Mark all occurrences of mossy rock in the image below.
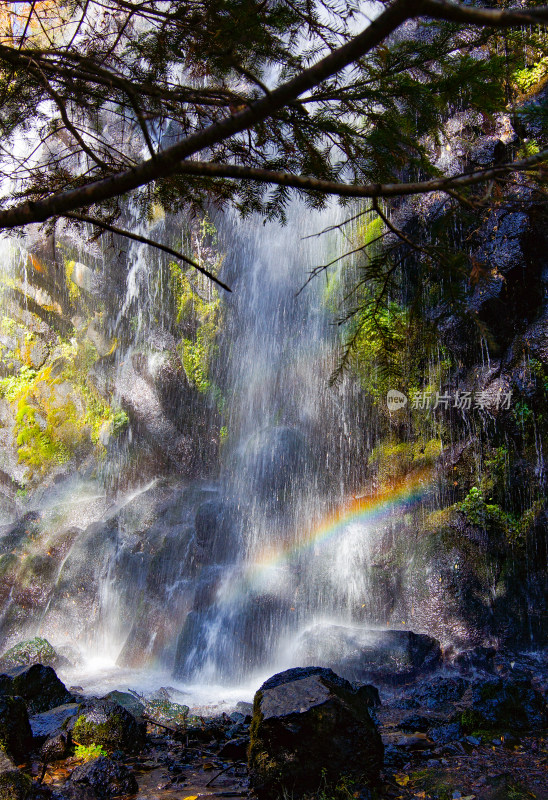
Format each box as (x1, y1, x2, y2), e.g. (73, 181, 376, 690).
(72, 699, 145, 752)
(0, 750, 33, 800)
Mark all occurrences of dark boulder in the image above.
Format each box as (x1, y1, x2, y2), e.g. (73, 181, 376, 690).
(410, 676, 470, 708)
(293, 625, 441, 683)
(67, 756, 138, 798)
(0, 696, 32, 762)
(0, 749, 33, 800)
(248, 666, 383, 799)
(71, 699, 145, 752)
(0, 665, 74, 714)
(451, 646, 497, 673)
(461, 678, 547, 732)
(40, 730, 71, 762)
(429, 722, 463, 744)
(218, 738, 249, 760)
(353, 684, 381, 708)
(101, 692, 144, 720)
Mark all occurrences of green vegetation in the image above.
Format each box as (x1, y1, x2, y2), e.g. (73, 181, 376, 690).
(74, 743, 108, 761)
(368, 438, 442, 485)
(0, 343, 128, 480)
(169, 216, 225, 399)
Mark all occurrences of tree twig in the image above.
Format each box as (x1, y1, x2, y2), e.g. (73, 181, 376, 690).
(64, 213, 232, 292)
(205, 759, 246, 787)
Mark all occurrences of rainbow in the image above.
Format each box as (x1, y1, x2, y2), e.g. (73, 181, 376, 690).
(223, 467, 434, 597)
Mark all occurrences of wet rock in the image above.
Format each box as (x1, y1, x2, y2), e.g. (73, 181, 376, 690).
(429, 723, 462, 745)
(452, 646, 496, 673)
(0, 665, 74, 714)
(0, 696, 32, 762)
(67, 756, 138, 798)
(235, 701, 253, 720)
(0, 638, 67, 671)
(293, 625, 441, 683)
(28, 340, 49, 369)
(29, 704, 80, 743)
(353, 684, 381, 708)
(0, 749, 33, 800)
(194, 499, 240, 564)
(248, 666, 383, 799)
(242, 426, 311, 508)
(40, 730, 71, 762)
(174, 592, 292, 682)
(71, 699, 145, 752)
(394, 733, 432, 750)
(460, 677, 546, 731)
(399, 714, 432, 733)
(114, 335, 204, 475)
(409, 676, 470, 708)
(101, 692, 144, 720)
(70, 263, 104, 296)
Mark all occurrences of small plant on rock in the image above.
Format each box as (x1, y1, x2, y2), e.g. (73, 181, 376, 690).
(74, 742, 108, 761)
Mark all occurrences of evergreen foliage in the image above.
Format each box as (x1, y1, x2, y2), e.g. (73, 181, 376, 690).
(0, 0, 545, 260)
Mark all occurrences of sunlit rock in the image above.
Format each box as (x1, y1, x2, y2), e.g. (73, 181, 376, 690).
(71, 699, 145, 752)
(0, 637, 66, 670)
(248, 666, 383, 799)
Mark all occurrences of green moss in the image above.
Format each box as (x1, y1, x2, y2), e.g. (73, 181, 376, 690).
(0, 765, 33, 800)
(513, 56, 548, 93)
(73, 713, 125, 751)
(409, 768, 455, 800)
(368, 437, 442, 485)
(0, 637, 57, 669)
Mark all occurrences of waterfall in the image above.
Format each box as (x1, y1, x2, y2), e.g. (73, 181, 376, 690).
(171, 201, 387, 684)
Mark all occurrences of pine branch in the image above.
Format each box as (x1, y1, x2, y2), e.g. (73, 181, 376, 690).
(0, 0, 419, 229)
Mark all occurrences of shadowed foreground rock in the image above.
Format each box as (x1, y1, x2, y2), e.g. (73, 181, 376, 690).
(65, 756, 138, 799)
(0, 750, 32, 800)
(0, 695, 32, 762)
(248, 666, 383, 799)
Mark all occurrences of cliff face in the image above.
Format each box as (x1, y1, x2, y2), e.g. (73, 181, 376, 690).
(346, 99, 547, 648)
(0, 93, 546, 666)
(0, 219, 223, 523)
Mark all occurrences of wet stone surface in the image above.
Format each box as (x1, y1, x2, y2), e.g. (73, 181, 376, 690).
(0, 652, 546, 800)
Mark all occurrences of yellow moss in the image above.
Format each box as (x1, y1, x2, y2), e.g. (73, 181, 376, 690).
(422, 505, 459, 532)
(64, 258, 80, 302)
(368, 437, 442, 484)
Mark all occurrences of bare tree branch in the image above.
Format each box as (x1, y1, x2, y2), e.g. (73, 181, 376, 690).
(64, 212, 232, 292)
(172, 151, 548, 198)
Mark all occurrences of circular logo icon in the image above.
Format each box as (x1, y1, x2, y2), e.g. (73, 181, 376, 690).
(387, 389, 408, 412)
